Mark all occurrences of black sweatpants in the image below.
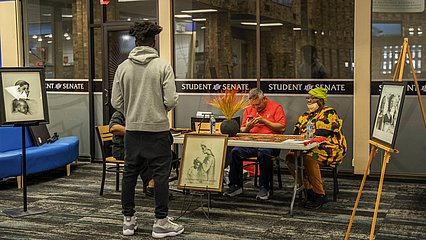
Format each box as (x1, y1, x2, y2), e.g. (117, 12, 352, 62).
(121, 130, 172, 219)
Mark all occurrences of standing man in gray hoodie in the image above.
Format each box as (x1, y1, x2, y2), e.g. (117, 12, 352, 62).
(111, 21, 183, 238)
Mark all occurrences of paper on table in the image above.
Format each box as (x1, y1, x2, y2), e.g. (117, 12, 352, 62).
(283, 139, 311, 144)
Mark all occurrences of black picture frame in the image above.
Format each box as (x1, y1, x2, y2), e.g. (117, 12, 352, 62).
(0, 67, 49, 126)
(371, 81, 406, 148)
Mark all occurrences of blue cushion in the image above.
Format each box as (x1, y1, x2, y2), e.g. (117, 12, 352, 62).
(0, 126, 34, 152)
(24, 144, 73, 175)
(0, 152, 21, 178)
(54, 136, 79, 161)
(0, 126, 79, 179)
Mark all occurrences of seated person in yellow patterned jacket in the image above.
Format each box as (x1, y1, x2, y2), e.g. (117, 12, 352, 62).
(286, 88, 347, 209)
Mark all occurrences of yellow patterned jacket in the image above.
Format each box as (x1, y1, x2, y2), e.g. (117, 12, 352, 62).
(294, 106, 347, 167)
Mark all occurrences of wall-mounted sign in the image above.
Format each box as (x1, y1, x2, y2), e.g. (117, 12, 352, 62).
(176, 79, 426, 96)
(175, 79, 353, 95)
(262, 80, 353, 95)
(372, 81, 426, 95)
(175, 79, 257, 94)
(45, 80, 102, 93)
(373, 0, 425, 13)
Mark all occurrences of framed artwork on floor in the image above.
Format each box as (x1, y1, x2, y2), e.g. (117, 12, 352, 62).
(0, 67, 49, 126)
(177, 133, 228, 192)
(371, 81, 406, 148)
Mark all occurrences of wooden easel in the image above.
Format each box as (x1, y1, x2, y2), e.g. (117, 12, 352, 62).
(344, 140, 399, 240)
(345, 38, 424, 239)
(393, 38, 426, 127)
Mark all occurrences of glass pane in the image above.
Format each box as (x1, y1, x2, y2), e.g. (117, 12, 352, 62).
(261, 0, 354, 79)
(106, 0, 158, 23)
(174, 0, 257, 79)
(23, 0, 82, 79)
(371, 3, 426, 80)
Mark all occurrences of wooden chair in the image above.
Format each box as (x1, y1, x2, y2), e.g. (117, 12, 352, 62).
(321, 165, 339, 201)
(243, 155, 283, 195)
(96, 125, 124, 196)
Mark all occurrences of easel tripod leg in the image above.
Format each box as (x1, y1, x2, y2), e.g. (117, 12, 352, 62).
(345, 146, 378, 240)
(369, 151, 390, 240)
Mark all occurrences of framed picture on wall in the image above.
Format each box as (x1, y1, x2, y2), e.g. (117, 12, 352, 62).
(0, 67, 49, 126)
(177, 133, 228, 192)
(371, 81, 406, 148)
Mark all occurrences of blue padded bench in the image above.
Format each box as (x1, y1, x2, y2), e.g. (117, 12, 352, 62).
(0, 126, 79, 188)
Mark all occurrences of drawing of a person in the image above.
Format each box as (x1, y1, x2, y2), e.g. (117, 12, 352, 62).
(5, 80, 30, 100)
(376, 95, 387, 131)
(12, 99, 31, 115)
(200, 144, 215, 182)
(187, 158, 205, 183)
(15, 80, 30, 99)
(383, 94, 394, 133)
(390, 95, 400, 127)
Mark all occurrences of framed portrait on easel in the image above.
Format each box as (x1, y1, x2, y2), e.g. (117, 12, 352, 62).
(0, 67, 49, 126)
(371, 81, 406, 148)
(177, 133, 228, 192)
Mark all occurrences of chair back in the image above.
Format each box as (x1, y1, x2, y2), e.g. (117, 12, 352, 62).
(96, 125, 114, 162)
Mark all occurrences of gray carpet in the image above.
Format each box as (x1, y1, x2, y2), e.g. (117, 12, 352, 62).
(0, 162, 425, 239)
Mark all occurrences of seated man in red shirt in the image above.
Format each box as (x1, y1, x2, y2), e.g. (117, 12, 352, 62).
(223, 88, 286, 200)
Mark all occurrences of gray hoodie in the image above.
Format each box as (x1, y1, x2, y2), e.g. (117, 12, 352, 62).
(111, 46, 178, 132)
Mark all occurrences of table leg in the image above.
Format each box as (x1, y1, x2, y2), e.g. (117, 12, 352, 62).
(290, 151, 304, 216)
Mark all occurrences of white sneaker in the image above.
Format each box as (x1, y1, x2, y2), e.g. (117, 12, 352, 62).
(123, 215, 137, 236)
(152, 217, 184, 238)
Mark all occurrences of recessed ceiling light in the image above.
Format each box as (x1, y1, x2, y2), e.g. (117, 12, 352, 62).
(192, 18, 206, 22)
(293, 27, 302, 31)
(182, 9, 217, 13)
(175, 14, 192, 18)
(240, 22, 283, 27)
(61, 14, 73, 18)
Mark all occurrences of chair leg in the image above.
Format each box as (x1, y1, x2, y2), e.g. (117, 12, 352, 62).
(115, 163, 120, 192)
(332, 167, 338, 201)
(254, 163, 259, 187)
(100, 163, 107, 196)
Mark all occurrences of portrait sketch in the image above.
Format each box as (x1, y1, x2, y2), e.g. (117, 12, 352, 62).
(178, 134, 228, 192)
(0, 68, 49, 126)
(372, 82, 406, 148)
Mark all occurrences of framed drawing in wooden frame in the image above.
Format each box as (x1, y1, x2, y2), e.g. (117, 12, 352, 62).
(0, 67, 49, 126)
(177, 133, 228, 192)
(371, 81, 406, 148)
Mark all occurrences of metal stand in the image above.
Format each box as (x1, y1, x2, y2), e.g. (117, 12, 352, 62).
(3, 126, 47, 218)
(175, 185, 213, 224)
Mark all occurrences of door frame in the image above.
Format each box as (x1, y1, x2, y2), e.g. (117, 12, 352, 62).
(101, 22, 135, 125)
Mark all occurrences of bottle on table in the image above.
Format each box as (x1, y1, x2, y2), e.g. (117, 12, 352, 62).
(306, 119, 314, 139)
(210, 114, 216, 134)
